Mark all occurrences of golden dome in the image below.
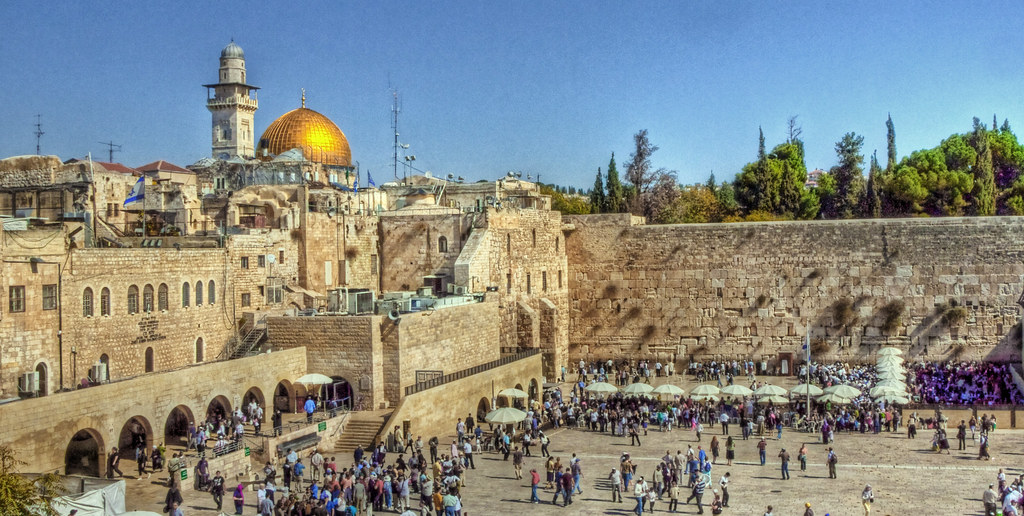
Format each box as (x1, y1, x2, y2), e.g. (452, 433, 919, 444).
(259, 102, 351, 167)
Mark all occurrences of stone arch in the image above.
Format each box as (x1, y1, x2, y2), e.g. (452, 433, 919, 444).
(476, 397, 491, 423)
(35, 361, 48, 396)
(117, 415, 153, 460)
(243, 386, 266, 420)
(274, 380, 294, 413)
(164, 405, 194, 447)
(513, 383, 525, 408)
(145, 347, 154, 373)
(326, 375, 354, 410)
(529, 378, 540, 402)
(207, 395, 231, 421)
(195, 337, 204, 363)
(65, 428, 104, 477)
(195, 281, 204, 305)
(496, 395, 509, 408)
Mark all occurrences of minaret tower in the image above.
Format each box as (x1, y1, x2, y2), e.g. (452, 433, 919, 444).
(204, 40, 259, 159)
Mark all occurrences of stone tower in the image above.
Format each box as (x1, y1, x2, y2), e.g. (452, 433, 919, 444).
(204, 41, 258, 160)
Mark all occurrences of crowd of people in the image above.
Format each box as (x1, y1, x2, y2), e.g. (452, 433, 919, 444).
(908, 361, 1024, 405)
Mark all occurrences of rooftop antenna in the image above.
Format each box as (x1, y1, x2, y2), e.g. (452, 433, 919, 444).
(34, 114, 44, 155)
(98, 140, 122, 162)
(391, 89, 400, 181)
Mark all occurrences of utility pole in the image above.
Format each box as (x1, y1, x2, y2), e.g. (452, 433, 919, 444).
(392, 89, 400, 181)
(34, 115, 44, 155)
(99, 141, 122, 162)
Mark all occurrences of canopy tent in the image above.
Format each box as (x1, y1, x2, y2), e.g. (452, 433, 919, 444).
(622, 382, 655, 396)
(789, 383, 824, 397)
(720, 385, 753, 398)
(485, 407, 528, 424)
(295, 373, 333, 385)
(497, 388, 529, 399)
(823, 384, 862, 398)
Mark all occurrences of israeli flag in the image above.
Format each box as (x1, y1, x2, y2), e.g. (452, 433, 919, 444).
(353, 176, 359, 193)
(367, 172, 376, 188)
(803, 333, 810, 360)
(124, 177, 144, 207)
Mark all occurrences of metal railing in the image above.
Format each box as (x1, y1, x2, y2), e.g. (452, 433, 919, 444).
(404, 348, 540, 396)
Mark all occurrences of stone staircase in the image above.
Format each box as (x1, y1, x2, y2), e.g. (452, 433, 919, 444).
(335, 410, 391, 456)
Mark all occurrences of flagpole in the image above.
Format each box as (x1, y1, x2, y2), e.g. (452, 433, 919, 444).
(805, 332, 811, 425)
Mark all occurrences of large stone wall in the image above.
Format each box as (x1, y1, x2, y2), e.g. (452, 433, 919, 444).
(299, 211, 379, 295)
(565, 214, 1024, 367)
(378, 209, 474, 292)
(0, 347, 305, 476)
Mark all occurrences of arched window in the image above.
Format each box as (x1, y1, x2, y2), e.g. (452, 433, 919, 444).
(144, 347, 154, 373)
(127, 285, 139, 314)
(100, 288, 110, 316)
(182, 283, 190, 307)
(195, 281, 203, 305)
(82, 288, 93, 317)
(35, 362, 47, 396)
(438, 236, 448, 253)
(158, 284, 168, 311)
(143, 284, 154, 312)
(208, 281, 216, 305)
(195, 338, 204, 363)
(99, 353, 110, 380)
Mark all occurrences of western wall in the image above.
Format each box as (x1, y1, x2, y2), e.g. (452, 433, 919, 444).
(565, 214, 1024, 368)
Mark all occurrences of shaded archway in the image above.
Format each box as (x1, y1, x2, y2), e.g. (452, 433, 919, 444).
(325, 376, 353, 411)
(206, 395, 231, 421)
(496, 395, 509, 408)
(476, 397, 491, 423)
(529, 378, 539, 402)
(514, 384, 525, 408)
(274, 380, 294, 413)
(118, 416, 153, 459)
(65, 428, 104, 477)
(164, 405, 195, 447)
(243, 387, 265, 421)
(35, 362, 48, 396)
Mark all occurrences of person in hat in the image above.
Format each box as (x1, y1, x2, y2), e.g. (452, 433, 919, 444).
(804, 501, 814, 516)
(983, 483, 998, 516)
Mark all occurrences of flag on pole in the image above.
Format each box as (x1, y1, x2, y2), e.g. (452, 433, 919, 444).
(803, 333, 810, 361)
(124, 177, 145, 207)
(353, 176, 359, 193)
(368, 172, 376, 188)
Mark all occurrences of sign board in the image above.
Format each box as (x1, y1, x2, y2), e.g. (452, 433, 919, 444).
(180, 469, 187, 481)
(244, 447, 250, 457)
(318, 421, 327, 432)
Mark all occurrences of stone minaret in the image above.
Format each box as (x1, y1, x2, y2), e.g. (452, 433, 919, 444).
(204, 40, 258, 159)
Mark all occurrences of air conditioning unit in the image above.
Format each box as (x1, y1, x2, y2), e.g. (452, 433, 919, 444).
(90, 363, 108, 383)
(454, 286, 469, 295)
(19, 372, 39, 394)
(446, 284, 455, 294)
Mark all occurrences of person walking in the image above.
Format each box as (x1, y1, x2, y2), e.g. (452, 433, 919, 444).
(983, 483, 999, 516)
(512, 445, 524, 480)
(529, 468, 541, 503)
(725, 436, 735, 466)
(232, 482, 245, 515)
(719, 472, 730, 507)
(668, 480, 680, 512)
(633, 476, 647, 515)
(609, 468, 622, 502)
(826, 448, 837, 479)
(957, 420, 967, 450)
(686, 474, 707, 514)
(778, 448, 790, 480)
(107, 447, 123, 478)
(757, 438, 767, 466)
(862, 484, 874, 516)
(720, 411, 730, 435)
(803, 501, 815, 516)
(798, 443, 808, 471)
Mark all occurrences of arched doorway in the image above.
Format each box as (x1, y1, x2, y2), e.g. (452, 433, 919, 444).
(164, 405, 194, 447)
(117, 416, 153, 460)
(325, 376, 353, 411)
(476, 397, 491, 424)
(207, 395, 232, 422)
(65, 429, 103, 477)
(35, 362, 47, 396)
(274, 380, 294, 413)
(243, 387, 265, 421)
(496, 395, 509, 408)
(529, 378, 539, 402)
(514, 384, 525, 408)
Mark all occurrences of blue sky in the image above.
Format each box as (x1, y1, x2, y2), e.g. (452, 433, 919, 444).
(1, 1, 1022, 188)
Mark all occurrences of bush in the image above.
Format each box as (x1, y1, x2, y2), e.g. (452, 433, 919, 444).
(833, 298, 856, 327)
(881, 300, 906, 334)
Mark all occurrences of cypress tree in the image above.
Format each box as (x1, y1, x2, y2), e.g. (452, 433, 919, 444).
(886, 114, 897, 171)
(590, 167, 605, 213)
(971, 118, 996, 216)
(867, 150, 882, 218)
(605, 153, 624, 213)
(758, 126, 766, 162)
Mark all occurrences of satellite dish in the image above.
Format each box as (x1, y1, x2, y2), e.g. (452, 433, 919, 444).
(388, 309, 401, 322)
(267, 254, 276, 264)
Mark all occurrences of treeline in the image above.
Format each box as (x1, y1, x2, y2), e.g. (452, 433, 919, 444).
(555, 115, 1024, 222)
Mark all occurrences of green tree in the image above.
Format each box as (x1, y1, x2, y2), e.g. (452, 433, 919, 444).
(970, 117, 996, 215)
(734, 131, 814, 219)
(0, 445, 65, 516)
(826, 132, 867, 218)
(867, 150, 882, 218)
(660, 185, 724, 223)
(758, 126, 766, 162)
(604, 153, 624, 213)
(625, 130, 678, 221)
(715, 181, 740, 219)
(886, 114, 897, 171)
(542, 185, 591, 215)
(705, 172, 717, 192)
(590, 167, 605, 213)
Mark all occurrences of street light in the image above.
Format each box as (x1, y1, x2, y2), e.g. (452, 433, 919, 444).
(404, 155, 416, 182)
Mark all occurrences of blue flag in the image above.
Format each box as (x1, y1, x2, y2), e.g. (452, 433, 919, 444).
(353, 176, 359, 193)
(124, 177, 144, 207)
(368, 172, 376, 187)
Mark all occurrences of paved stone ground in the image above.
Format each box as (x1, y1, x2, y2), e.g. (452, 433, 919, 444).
(123, 376, 1018, 515)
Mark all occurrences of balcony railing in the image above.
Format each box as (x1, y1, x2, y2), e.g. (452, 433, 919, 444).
(404, 348, 540, 396)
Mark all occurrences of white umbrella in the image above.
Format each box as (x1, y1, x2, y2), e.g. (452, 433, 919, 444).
(498, 388, 529, 399)
(789, 383, 823, 396)
(652, 384, 686, 396)
(622, 382, 655, 396)
(875, 393, 911, 404)
(720, 385, 753, 398)
(691, 394, 720, 402)
(583, 382, 618, 394)
(874, 379, 907, 389)
(485, 407, 528, 424)
(295, 373, 334, 385)
(690, 384, 721, 397)
(817, 393, 853, 405)
(753, 384, 788, 397)
(876, 369, 905, 380)
(869, 385, 907, 398)
(823, 384, 862, 398)
(877, 347, 903, 356)
(757, 395, 790, 405)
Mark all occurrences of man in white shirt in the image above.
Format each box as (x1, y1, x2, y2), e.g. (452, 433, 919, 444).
(633, 476, 648, 515)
